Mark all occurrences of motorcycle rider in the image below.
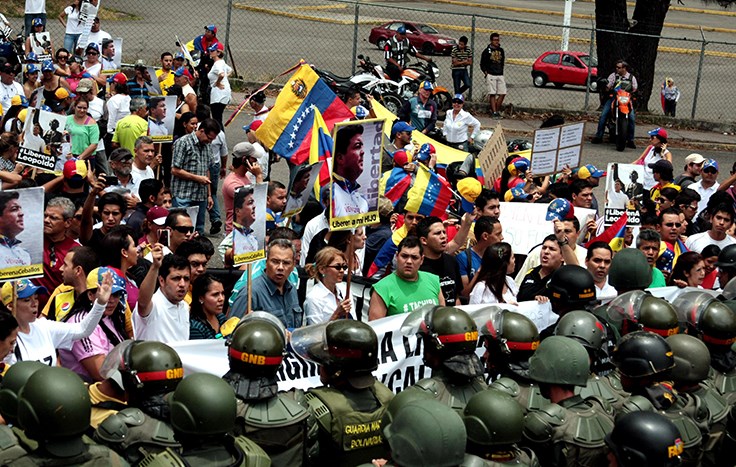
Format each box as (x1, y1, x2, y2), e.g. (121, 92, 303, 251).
(592, 60, 637, 148)
(398, 80, 438, 135)
(383, 25, 433, 83)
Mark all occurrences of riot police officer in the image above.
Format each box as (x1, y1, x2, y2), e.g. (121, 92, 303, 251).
(292, 320, 393, 466)
(613, 331, 707, 467)
(139, 373, 270, 466)
(606, 290, 680, 337)
(223, 311, 314, 466)
(522, 336, 614, 467)
(94, 340, 184, 464)
(539, 265, 598, 339)
(461, 389, 539, 466)
(555, 310, 630, 412)
(673, 290, 736, 403)
(605, 411, 683, 467)
(11, 367, 126, 466)
(401, 306, 487, 411)
(475, 307, 549, 413)
(0, 361, 47, 462)
(607, 247, 653, 293)
(715, 244, 736, 288)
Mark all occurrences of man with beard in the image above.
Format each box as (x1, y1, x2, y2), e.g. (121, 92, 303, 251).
(105, 147, 141, 205)
(0, 191, 32, 269)
(133, 247, 190, 342)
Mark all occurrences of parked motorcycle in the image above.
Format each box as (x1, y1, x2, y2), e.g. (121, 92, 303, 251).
(0, 14, 24, 71)
(597, 77, 634, 152)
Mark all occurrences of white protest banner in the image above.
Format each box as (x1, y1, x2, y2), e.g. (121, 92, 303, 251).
(18, 108, 63, 171)
(499, 202, 595, 255)
(530, 122, 585, 176)
(76, 0, 100, 51)
(476, 124, 508, 189)
(604, 163, 643, 227)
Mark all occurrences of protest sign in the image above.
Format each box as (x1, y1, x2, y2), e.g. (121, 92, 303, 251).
(283, 161, 324, 218)
(76, 0, 100, 51)
(476, 124, 508, 189)
(100, 38, 122, 74)
(329, 119, 382, 231)
(233, 182, 267, 266)
(144, 66, 162, 96)
(604, 163, 643, 227)
(27, 31, 53, 60)
(18, 108, 64, 171)
(499, 202, 595, 255)
(148, 95, 176, 143)
(0, 187, 45, 282)
(530, 122, 585, 176)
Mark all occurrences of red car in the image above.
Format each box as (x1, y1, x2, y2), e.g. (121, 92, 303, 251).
(368, 21, 457, 55)
(531, 51, 598, 91)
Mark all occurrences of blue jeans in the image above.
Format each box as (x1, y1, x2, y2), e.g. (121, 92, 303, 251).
(208, 163, 221, 224)
(63, 33, 81, 53)
(172, 197, 207, 235)
(596, 97, 636, 142)
(452, 68, 471, 94)
(24, 14, 47, 37)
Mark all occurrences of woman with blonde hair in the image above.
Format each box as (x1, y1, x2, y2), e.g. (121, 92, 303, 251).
(304, 247, 353, 325)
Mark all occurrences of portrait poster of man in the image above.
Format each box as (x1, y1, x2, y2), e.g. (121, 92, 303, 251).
(17, 108, 65, 171)
(27, 30, 53, 60)
(329, 119, 382, 231)
(604, 163, 643, 227)
(144, 66, 162, 96)
(148, 95, 176, 143)
(100, 37, 122, 74)
(0, 187, 44, 281)
(233, 182, 267, 266)
(283, 161, 324, 219)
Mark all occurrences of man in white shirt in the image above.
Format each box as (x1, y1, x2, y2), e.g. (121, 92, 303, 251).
(85, 17, 111, 49)
(686, 203, 735, 253)
(691, 159, 720, 217)
(105, 148, 141, 202)
(134, 246, 190, 343)
(0, 61, 25, 114)
(584, 241, 616, 304)
(131, 135, 156, 180)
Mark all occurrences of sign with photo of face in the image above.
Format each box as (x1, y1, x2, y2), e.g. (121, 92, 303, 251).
(18, 108, 65, 171)
(148, 95, 176, 143)
(604, 163, 643, 227)
(329, 119, 383, 231)
(100, 37, 122, 74)
(233, 182, 267, 266)
(0, 187, 45, 282)
(283, 161, 324, 219)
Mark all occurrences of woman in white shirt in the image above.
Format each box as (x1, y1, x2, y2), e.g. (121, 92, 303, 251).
(207, 42, 232, 129)
(442, 94, 480, 151)
(58, 0, 86, 53)
(3, 273, 112, 367)
(469, 242, 519, 305)
(304, 247, 353, 325)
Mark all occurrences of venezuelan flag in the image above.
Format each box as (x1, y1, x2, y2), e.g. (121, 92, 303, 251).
(585, 213, 627, 252)
(382, 168, 413, 204)
(255, 65, 354, 164)
(309, 107, 334, 198)
(404, 165, 453, 217)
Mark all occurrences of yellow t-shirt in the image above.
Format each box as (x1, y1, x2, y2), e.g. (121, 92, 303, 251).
(88, 382, 127, 429)
(156, 69, 175, 95)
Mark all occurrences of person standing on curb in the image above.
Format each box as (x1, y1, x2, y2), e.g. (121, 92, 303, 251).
(450, 35, 472, 95)
(480, 32, 506, 118)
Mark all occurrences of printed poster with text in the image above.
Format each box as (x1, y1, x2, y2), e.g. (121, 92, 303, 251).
(18, 108, 65, 172)
(530, 122, 585, 176)
(603, 163, 643, 227)
(0, 187, 45, 282)
(233, 182, 267, 266)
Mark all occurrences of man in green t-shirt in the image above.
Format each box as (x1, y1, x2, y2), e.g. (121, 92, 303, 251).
(637, 228, 667, 287)
(368, 236, 443, 320)
(111, 98, 149, 154)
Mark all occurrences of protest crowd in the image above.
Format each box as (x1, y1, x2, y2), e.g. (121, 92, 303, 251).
(1, 4, 736, 466)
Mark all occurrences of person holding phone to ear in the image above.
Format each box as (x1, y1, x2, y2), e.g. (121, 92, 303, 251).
(222, 142, 263, 235)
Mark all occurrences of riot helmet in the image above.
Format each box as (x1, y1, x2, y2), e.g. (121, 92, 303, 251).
(169, 373, 237, 436)
(554, 310, 606, 352)
(528, 336, 590, 387)
(462, 389, 524, 447)
(292, 320, 378, 388)
(545, 265, 597, 310)
(715, 244, 736, 270)
(227, 311, 287, 377)
(605, 411, 683, 467)
(607, 290, 679, 337)
(608, 248, 652, 292)
(613, 331, 675, 379)
(18, 367, 91, 457)
(0, 361, 47, 425)
(666, 334, 711, 385)
(383, 399, 467, 467)
(673, 291, 736, 347)
(381, 387, 434, 427)
(101, 340, 184, 398)
(474, 306, 539, 378)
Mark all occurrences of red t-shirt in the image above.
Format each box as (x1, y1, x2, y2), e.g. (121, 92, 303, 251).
(37, 236, 81, 309)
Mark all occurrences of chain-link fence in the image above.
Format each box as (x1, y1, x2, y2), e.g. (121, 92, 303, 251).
(8, 0, 735, 121)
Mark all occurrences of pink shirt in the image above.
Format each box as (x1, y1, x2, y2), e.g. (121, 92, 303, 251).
(59, 313, 125, 382)
(223, 172, 253, 234)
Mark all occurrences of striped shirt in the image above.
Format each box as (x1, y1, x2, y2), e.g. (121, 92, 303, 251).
(451, 46, 473, 69)
(384, 36, 417, 68)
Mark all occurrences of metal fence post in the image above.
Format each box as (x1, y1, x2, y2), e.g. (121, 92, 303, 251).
(469, 15, 476, 102)
(224, 0, 233, 64)
(691, 28, 706, 120)
(583, 23, 595, 110)
(352, 2, 360, 74)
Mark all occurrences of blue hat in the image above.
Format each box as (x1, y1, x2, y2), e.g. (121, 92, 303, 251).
(452, 93, 464, 103)
(352, 105, 368, 119)
(174, 51, 185, 59)
(205, 24, 217, 33)
(85, 42, 99, 53)
(397, 26, 407, 34)
(1, 279, 48, 306)
(32, 18, 44, 27)
(40, 105, 52, 112)
(703, 159, 719, 172)
(546, 199, 575, 222)
(422, 80, 434, 91)
(25, 63, 39, 74)
(505, 186, 530, 202)
(392, 121, 414, 136)
(416, 143, 433, 162)
(41, 59, 54, 72)
(25, 52, 39, 62)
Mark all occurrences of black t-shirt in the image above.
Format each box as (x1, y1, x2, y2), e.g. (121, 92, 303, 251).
(420, 254, 461, 306)
(517, 265, 552, 303)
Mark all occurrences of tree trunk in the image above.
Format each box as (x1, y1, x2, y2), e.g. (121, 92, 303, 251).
(594, 0, 630, 107)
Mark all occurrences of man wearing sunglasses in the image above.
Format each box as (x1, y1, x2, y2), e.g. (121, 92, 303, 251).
(690, 159, 720, 218)
(162, 209, 194, 255)
(655, 207, 688, 277)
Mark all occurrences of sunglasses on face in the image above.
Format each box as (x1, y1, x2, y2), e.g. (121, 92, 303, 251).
(664, 222, 682, 228)
(328, 264, 349, 271)
(703, 168, 718, 174)
(172, 225, 194, 234)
